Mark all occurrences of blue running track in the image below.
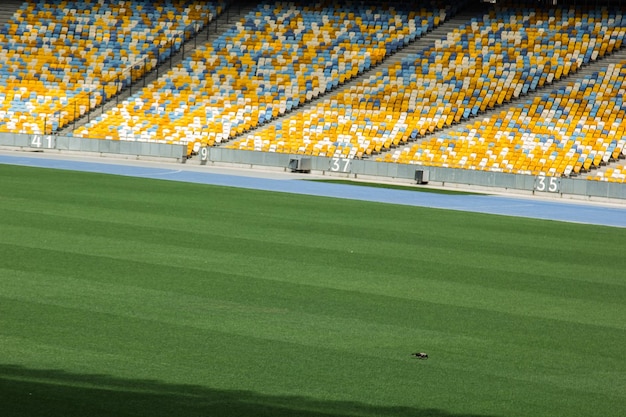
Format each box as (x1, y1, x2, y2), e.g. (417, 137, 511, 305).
(1, 153, 625, 228)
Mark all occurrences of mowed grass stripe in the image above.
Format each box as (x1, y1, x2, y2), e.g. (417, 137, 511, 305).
(1, 226, 624, 332)
(1, 210, 624, 331)
(1, 164, 625, 417)
(3, 268, 623, 405)
(2, 271, 624, 417)
(1, 169, 622, 290)
(2, 261, 624, 376)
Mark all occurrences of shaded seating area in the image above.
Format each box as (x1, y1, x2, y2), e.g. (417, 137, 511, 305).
(589, 162, 626, 182)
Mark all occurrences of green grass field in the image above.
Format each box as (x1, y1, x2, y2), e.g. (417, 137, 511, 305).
(1, 164, 625, 417)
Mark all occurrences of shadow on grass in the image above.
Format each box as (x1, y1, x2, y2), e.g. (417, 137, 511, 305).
(1, 365, 498, 417)
(306, 180, 485, 195)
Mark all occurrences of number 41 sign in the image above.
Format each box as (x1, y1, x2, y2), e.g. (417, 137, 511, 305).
(30, 135, 55, 149)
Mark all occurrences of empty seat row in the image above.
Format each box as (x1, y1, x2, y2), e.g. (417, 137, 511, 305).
(0, 0, 223, 134)
(387, 61, 626, 180)
(228, 4, 626, 168)
(73, 1, 454, 149)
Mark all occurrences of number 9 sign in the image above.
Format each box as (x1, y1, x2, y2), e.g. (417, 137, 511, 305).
(199, 147, 209, 164)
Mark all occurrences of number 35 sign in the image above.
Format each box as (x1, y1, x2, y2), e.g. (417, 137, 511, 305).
(534, 175, 560, 193)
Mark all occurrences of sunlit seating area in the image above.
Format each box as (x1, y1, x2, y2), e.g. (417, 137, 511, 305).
(390, 62, 626, 179)
(2, 1, 625, 184)
(588, 162, 626, 182)
(0, 0, 222, 134)
(228, 4, 626, 160)
(73, 1, 454, 152)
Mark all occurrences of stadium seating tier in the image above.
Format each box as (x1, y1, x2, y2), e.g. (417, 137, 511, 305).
(0, 0, 223, 134)
(229, 5, 626, 174)
(73, 1, 454, 154)
(2, 1, 626, 182)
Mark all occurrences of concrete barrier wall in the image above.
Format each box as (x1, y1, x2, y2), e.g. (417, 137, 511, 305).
(0, 133, 186, 161)
(1, 133, 624, 200)
(206, 148, 626, 200)
(0, 132, 31, 147)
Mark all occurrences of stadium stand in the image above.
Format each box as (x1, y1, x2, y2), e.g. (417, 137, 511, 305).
(72, 1, 456, 154)
(1, 0, 625, 185)
(0, 0, 223, 134)
(593, 161, 626, 182)
(394, 62, 626, 177)
(228, 3, 626, 166)
(0, 1, 25, 27)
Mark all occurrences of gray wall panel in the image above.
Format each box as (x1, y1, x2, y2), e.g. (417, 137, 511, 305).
(0, 133, 624, 200)
(0, 134, 187, 161)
